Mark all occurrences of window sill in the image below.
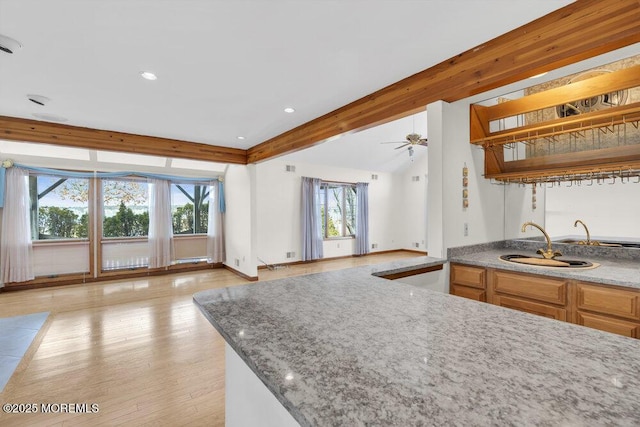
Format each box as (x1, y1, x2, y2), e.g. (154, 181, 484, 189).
(33, 239, 90, 247)
(323, 236, 355, 241)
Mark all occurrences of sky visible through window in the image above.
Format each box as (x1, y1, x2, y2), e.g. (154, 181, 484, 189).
(37, 176, 204, 213)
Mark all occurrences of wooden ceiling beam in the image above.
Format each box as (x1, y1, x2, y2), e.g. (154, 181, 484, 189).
(247, 0, 640, 163)
(0, 116, 247, 165)
(1, 1, 638, 166)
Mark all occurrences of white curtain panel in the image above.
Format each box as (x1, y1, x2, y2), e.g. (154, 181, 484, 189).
(1, 167, 34, 285)
(301, 177, 323, 261)
(355, 182, 370, 256)
(148, 178, 173, 268)
(207, 181, 225, 264)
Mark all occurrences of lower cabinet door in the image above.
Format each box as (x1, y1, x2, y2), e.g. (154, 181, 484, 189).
(576, 311, 640, 338)
(450, 284, 486, 302)
(493, 295, 566, 321)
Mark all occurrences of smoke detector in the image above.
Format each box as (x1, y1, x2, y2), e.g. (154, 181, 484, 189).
(0, 34, 22, 54)
(27, 94, 51, 106)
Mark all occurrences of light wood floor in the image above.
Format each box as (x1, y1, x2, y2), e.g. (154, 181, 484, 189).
(0, 251, 420, 427)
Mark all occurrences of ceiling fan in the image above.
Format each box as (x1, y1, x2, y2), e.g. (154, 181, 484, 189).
(381, 133, 428, 150)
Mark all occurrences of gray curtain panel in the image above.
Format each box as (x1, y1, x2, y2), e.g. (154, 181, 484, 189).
(355, 182, 369, 256)
(301, 177, 323, 261)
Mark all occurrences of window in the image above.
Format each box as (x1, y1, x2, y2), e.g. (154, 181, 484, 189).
(320, 182, 356, 238)
(102, 179, 149, 237)
(29, 174, 89, 240)
(171, 183, 209, 234)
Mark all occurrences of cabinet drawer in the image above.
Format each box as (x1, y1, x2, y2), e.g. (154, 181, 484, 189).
(450, 284, 486, 302)
(493, 271, 566, 305)
(576, 283, 640, 321)
(576, 311, 640, 338)
(494, 295, 567, 321)
(450, 264, 485, 289)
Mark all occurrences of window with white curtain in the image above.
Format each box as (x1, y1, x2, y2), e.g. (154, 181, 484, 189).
(28, 174, 89, 240)
(171, 183, 209, 235)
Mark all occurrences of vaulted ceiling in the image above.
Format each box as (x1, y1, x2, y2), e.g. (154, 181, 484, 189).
(1, 0, 639, 167)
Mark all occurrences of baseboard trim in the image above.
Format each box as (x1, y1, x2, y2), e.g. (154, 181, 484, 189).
(1, 262, 223, 292)
(224, 265, 259, 282)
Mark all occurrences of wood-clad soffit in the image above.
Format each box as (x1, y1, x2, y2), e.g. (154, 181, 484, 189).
(1, 0, 638, 166)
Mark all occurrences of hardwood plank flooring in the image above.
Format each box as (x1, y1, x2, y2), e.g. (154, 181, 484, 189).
(0, 251, 420, 426)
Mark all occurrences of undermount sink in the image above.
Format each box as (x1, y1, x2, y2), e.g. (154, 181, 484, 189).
(554, 239, 640, 249)
(499, 254, 594, 268)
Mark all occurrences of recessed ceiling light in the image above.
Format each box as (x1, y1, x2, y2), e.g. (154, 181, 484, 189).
(284, 107, 295, 113)
(237, 136, 245, 140)
(140, 71, 157, 81)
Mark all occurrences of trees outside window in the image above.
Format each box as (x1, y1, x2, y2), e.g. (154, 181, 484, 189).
(171, 184, 209, 234)
(28, 176, 211, 240)
(101, 179, 149, 237)
(29, 175, 89, 240)
(320, 183, 356, 239)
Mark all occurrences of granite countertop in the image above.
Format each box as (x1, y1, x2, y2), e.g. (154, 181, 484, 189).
(194, 256, 640, 426)
(449, 240, 640, 289)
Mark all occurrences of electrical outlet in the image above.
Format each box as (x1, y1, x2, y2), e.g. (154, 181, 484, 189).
(371, 243, 378, 249)
(286, 251, 295, 259)
(464, 223, 469, 236)
(414, 242, 419, 248)
(234, 258, 240, 267)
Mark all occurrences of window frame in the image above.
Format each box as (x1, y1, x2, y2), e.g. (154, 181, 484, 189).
(170, 181, 211, 236)
(100, 176, 150, 240)
(28, 172, 91, 242)
(320, 181, 357, 240)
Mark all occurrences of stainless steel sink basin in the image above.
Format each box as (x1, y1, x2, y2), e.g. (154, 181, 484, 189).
(499, 254, 594, 268)
(555, 239, 640, 249)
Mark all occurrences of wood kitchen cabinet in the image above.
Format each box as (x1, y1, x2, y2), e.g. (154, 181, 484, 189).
(449, 263, 640, 339)
(489, 270, 568, 321)
(450, 264, 486, 302)
(572, 282, 640, 338)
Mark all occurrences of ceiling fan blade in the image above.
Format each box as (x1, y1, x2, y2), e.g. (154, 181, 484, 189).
(417, 140, 428, 147)
(394, 143, 411, 150)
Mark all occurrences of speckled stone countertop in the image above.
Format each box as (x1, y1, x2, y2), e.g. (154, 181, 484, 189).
(448, 240, 640, 289)
(194, 256, 640, 426)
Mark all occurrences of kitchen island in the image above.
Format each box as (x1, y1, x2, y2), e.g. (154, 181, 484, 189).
(194, 256, 640, 426)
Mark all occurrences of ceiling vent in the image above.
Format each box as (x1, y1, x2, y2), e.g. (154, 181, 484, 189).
(0, 34, 22, 54)
(556, 69, 629, 118)
(27, 94, 50, 106)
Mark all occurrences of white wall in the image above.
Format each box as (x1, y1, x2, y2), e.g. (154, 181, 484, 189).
(255, 159, 426, 265)
(33, 242, 90, 276)
(545, 182, 640, 239)
(398, 155, 429, 252)
(224, 164, 258, 278)
(504, 184, 546, 239)
(428, 101, 505, 254)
